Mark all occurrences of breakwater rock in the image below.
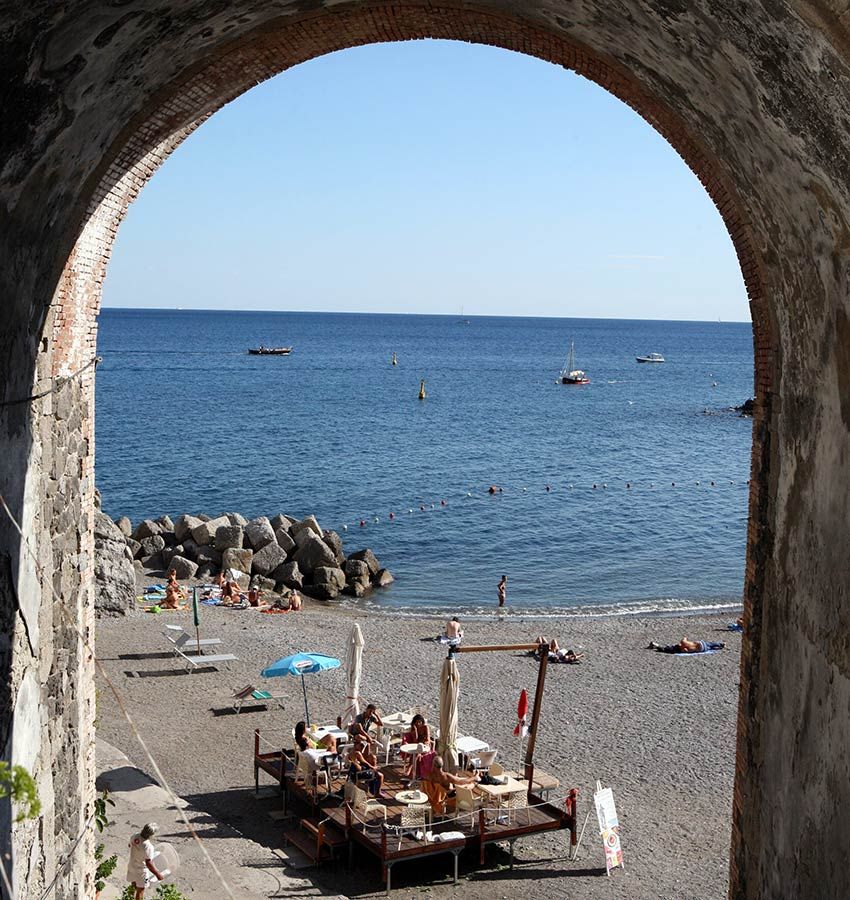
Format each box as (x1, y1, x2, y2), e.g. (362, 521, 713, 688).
(108, 510, 393, 603)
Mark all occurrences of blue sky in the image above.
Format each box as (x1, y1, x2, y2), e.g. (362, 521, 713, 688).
(103, 40, 749, 322)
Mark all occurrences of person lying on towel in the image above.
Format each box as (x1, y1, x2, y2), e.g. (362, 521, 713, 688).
(647, 638, 725, 654)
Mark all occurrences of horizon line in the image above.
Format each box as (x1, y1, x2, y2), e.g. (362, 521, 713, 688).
(100, 305, 751, 325)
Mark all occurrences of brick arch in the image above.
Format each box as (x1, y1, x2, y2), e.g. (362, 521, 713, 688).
(44, 3, 775, 897)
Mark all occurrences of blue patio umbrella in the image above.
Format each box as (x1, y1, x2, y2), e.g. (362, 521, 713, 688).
(261, 652, 341, 726)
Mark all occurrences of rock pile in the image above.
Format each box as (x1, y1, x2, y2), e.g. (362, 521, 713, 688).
(114, 510, 394, 601)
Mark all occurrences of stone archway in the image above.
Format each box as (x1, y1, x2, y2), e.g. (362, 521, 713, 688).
(1, 2, 849, 897)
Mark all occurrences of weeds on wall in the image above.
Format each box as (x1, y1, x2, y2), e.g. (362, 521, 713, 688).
(0, 762, 40, 821)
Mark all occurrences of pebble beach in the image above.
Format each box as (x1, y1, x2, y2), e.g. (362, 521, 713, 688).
(96, 590, 741, 900)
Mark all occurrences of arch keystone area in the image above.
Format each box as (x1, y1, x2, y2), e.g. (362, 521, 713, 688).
(1, 2, 850, 897)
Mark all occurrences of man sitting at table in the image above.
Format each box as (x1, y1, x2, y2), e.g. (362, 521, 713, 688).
(348, 743, 385, 796)
(352, 703, 383, 736)
(422, 756, 479, 814)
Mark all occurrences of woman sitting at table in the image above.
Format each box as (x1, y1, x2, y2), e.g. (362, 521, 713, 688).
(347, 744, 385, 796)
(294, 720, 337, 753)
(401, 714, 432, 777)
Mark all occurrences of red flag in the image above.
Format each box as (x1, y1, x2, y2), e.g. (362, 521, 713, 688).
(513, 689, 529, 737)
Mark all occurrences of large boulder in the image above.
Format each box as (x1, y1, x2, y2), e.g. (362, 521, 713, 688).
(196, 546, 223, 570)
(251, 575, 277, 592)
(93, 511, 136, 616)
(244, 518, 276, 551)
(344, 580, 371, 598)
(293, 533, 337, 577)
(115, 516, 133, 537)
(374, 568, 395, 587)
(349, 548, 380, 577)
(132, 519, 161, 541)
(224, 511, 248, 527)
(292, 515, 322, 548)
(311, 566, 346, 600)
(181, 538, 201, 561)
(174, 514, 203, 544)
(156, 515, 175, 532)
(191, 514, 231, 546)
(252, 541, 287, 577)
(125, 537, 141, 559)
(275, 528, 295, 555)
(269, 514, 290, 533)
(214, 524, 243, 553)
(323, 531, 345, 565)
(137, 534, 165, 560)
(272, 561, 303, 590)
(160, 531, 177, 548)
(169, 555, 198, 580)
(222, 547, 253, 575)
(162, 544, 183, 570)
(344, 559, 371, 588)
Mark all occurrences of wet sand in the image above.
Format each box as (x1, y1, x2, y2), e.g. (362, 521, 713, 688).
(95, 593, 741, 900)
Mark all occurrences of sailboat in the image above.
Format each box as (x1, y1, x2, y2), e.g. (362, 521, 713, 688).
(457, 304, 471, 325)
(557, 340, 590, 385)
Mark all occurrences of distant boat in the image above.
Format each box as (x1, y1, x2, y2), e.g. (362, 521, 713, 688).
(557, 341, 590, 385)
(248, 346, 292, 355)
(636, 352, 665, 363)
(457, 304, 471, 325)
(391, 352, 398, 366)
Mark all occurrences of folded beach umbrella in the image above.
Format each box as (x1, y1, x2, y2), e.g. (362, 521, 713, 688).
(191, 587, 201, 654)
(261, 652, 340, 726)
(341, 623, 364, 728)
(438, 656, 460, 772)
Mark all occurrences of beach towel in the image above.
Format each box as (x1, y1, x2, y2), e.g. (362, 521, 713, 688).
(144, 585, 165, 593)
(251, 690, 272, 700)
(727, 622, 744, 632)
(674, 649, 721, 656)
(437, 635, 462, 646)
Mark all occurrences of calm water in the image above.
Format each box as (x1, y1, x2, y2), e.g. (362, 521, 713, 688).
(96, 310, 753, 616)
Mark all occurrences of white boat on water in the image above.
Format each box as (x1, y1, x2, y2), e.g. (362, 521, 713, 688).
(636, 352, 665, 363)
(557, 341, 590, 384)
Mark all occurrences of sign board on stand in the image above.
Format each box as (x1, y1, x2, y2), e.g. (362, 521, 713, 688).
(593, 780, 623, 876)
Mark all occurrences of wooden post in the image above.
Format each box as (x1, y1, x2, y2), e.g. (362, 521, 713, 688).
(479, 809, 486, 865)
(568, 788, 579, 848)
(523, 647, 549, 792)
(254, 729, 260, 794)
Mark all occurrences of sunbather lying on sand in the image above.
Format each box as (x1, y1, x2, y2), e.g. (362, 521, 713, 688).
(533, 636, 584, 663)
(648, 638, 725, 654)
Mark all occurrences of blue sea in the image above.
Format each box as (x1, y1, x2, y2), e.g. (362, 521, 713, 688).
(96, 310, 753, 617)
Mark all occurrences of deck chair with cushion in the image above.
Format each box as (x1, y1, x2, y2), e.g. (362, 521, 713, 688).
(230, 684, 285, 713)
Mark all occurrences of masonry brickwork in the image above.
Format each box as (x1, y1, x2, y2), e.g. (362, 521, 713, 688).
(2, 2, 850, 897)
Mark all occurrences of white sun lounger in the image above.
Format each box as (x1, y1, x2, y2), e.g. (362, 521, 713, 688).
(164, 628, 223, 654)
(173, 646, 238, 672)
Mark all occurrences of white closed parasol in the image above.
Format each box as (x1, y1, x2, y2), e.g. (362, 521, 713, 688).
(341, 622, 364, 728)
(438, 656, 460, 772)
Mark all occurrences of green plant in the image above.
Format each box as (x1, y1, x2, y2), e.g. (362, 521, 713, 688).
(0, 762, 40, 821)
(119, 886, 136, 900)
(94, 789, 115, 832)
(155, 885, 187, 900)
(94, 843, 118, 892)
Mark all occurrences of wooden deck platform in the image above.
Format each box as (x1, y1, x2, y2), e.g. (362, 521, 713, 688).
(256, 747, 576, 890)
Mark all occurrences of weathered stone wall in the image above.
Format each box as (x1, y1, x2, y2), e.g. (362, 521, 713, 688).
(2, 2, 850, 897)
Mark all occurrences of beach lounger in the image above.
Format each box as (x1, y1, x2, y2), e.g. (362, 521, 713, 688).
(163, 626, 223, 652)
(173, 646, 238, 672)
(230, 684, 285, 713)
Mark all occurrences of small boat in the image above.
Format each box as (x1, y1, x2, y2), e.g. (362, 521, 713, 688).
(636, 352, 665, 363)
(248, 346, 292, 356)
(557, 341, 590, 385)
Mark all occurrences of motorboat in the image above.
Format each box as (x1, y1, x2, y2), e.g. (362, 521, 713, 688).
(248, 346, 292, 355)
(557, 341, 590, 384)
(635, 352, 665, 363)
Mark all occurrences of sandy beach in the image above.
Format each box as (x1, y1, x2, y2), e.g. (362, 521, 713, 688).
(95, 591, 741, 900)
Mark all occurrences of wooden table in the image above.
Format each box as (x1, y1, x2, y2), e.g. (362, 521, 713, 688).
(475, 775, 526, 823)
